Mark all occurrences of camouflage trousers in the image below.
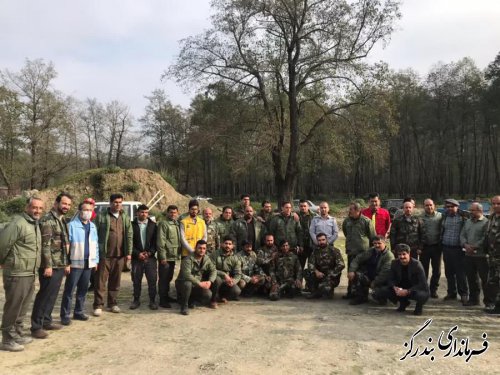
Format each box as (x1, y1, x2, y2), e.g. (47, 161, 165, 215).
(350, 272, 386, 302)
(487, 255, 500, 306)
(237, 276, 267, 296)
(269, 279, 301, 301)
(303, 269, 340, 297)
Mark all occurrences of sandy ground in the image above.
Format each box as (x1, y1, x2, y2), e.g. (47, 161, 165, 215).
(0, 261, 498, 375)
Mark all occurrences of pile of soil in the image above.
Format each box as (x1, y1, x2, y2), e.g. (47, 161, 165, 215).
(35, 168, 218, 213)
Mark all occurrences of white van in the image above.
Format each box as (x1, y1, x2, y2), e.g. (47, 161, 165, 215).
(93, 201, 142, 221)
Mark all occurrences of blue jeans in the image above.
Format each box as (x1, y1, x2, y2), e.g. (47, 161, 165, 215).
(60, 268, 92, 318)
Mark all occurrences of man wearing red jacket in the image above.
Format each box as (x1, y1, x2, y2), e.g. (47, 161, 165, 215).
(361, 193, 391, 238)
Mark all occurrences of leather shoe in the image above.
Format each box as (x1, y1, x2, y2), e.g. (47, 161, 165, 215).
(443, 294, 457, 301)
(210, 301, 218, 309)
(31, 329, 48, 339)
(129, 300, 141, 310)
(159, 302, 171, 309)
(73, 314, 89, 321)
(464, 300, 479, 307)
(61, 318, 71, 326)
(180, 308, 189, 315)
(397, 300, 410, 312)
(43, 323, 63, 330)
(460, 296, 469, 305)
(430, 291, 439, 299)
(149, 302, 158, 310)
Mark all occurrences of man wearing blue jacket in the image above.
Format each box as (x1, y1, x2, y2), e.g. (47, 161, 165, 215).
(60, 202, 99, 325)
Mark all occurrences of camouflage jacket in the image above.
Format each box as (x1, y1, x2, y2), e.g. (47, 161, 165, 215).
(307, 245, 345, 280)
(268, 214, 303, 249)
(40, 209, 70, 269)
(215, 217, 234, 244)
(256, 245, 278, 276)
(299, 210, 316, 249)
(236, 250, 265, 282)
(390, 215, 424, 251)
(342, 215, 376, 256)
(176, 254, 217, 284)
(270, 251, 302, 284)
(210, 249, 242, 283)
(205, 220, 220, 255)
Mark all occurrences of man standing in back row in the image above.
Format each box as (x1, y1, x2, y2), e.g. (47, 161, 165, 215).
(361, 193, 391, 238)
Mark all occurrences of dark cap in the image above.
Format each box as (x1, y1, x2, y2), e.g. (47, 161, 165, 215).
(445, 198, 459, 207)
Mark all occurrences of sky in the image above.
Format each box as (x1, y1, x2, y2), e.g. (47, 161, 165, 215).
(1, 0, 500, 119)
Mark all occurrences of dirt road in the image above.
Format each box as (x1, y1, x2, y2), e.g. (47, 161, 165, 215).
(0, 268, 497, 375)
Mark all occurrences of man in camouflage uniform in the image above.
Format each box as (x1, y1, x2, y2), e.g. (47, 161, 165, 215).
(203, 208, 220, 255)
(257, 200, 274, 229)
(485, 196, 500, 314)
(268, 201, 303, 252)
(304, 233, 344, 299)
(256, 234, 278, 295)
(175, 240, 217, 315)
(233, 194, 251, 220)
(347, 235, 394, 305)
(215, 206, 234, 245)
(236, 240, 266, 296)
(298, 200, 316, 270)
(390, 200, 424, 259)
(231, 205, 265, 252)
(342, 202, 376, 299)
(31, 193, 72, 339)
(269, 240, 302, 301)
(210, 235, 242, 307)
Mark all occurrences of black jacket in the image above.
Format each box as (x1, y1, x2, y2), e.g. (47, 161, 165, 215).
(132, 218, 157, 259)
(388, 258, 429, 294)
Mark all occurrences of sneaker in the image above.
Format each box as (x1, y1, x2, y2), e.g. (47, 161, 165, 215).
(0, 341, 24, 352)
(129, 300, 141, 310)
(14, 336, 33, 345)
(109, 305, 121, 313)
(31, 329, 48, 339)
(61, 317, 72, 326)
(484, 306, 500, 314)
(93, 308, 102, 317)
(73, 314, 89, 321)
(43, 323, 63, 331)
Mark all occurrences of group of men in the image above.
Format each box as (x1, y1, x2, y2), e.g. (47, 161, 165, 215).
(0, 192, 499, 352)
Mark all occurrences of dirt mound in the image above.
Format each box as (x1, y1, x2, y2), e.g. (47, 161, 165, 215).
(36, 168, 218, 213)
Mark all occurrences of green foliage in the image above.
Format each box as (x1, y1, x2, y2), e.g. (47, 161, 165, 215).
(160, 171, 177, 190)
(0, 197, 26, 215)
(105, 166, 121, 174)
(122, 182, 140, 193)
(353, 198, 366, 207)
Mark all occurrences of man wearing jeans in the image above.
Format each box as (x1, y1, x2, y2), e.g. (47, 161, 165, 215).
(441, 198, 468, 304)
(60, 202, 99, 325)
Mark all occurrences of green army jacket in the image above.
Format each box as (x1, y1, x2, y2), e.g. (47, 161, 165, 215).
(210, 249, 242, 283)
(40, 209, 70, 268)
(268, 214, 303, 249)
(176, 254, 217, 284)
(0, 213, 42, 276)
(307, 245, 345, 280)
(342, 215, 376, 256)
(231, 217, 265, 251)
(349, 247, 395, 288)
(157, 219, 181, 261)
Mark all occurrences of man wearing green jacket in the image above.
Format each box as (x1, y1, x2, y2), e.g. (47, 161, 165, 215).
(175, 240, 217, 315)
(157, 205, 181, 308)
(347, 235, 394, 305)
(342, 202, 376, 299)
(93, 193, 132, 316)
(0, 197, 44, 352)
(268, 201, 303, 251)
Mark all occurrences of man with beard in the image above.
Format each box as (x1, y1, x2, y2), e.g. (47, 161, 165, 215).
(305, 233, 344, 299)
(31, 193, 72, 339)
(268, 201, 303, 253)
(298, 200, 316, 270)
(215, 206, 234, 244)
(210, 236, 242, 307)
(269, 240, 302, 301)
(236, 241, 266, 296)
(175, 240, 217, 315)
(203, 208, 220, 255)
(0, 197, 44, 352)
(231, 205, 265, 252)
(420, 199, 443, 298)
(256, 234, 278, 295)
